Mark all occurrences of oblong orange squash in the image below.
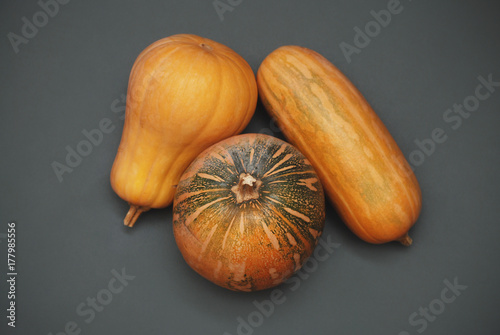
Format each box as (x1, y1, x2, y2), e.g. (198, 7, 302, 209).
(173, 134, 325, 291)
(257, 46, 422, 245)
(110, 34, 257, 227)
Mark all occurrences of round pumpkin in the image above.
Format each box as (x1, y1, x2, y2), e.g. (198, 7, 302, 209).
(173, 134, 325, 291)
(110, 34, 257, 227)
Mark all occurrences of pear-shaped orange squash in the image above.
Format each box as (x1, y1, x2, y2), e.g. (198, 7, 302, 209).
(111, 34, 257, 227)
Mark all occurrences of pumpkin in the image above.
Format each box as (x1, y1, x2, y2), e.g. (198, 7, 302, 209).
(110, 34, 258, 227)
(173, 134, 325, 291)
(257, 46, 421, 245)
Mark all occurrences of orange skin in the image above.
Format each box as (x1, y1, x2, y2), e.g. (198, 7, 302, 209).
(110, 34, 257, 226)
(257, 46, 422, 244)
(173, 134, 325, 291)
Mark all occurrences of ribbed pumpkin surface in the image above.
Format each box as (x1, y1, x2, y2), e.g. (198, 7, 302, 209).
(173, 134, 325, 291)
(257, 46, 421, 245)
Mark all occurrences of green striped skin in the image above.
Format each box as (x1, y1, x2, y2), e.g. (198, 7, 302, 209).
(257, 46, 422, 245)
(173, 134, 325, 292)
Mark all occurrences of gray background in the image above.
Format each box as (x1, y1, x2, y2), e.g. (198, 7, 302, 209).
(1, 0, 499, 334)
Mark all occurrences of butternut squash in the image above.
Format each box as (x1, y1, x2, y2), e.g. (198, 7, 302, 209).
(111, 34, 258, 227)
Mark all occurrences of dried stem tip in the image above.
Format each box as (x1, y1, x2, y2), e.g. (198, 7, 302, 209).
(398, 233, 413, 246)
(124, 204, 150, 227)
(231, 173, 262, 204)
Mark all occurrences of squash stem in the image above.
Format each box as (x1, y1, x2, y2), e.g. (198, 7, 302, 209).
(124, 205, 150, 227)
(231, 173, 262, 204)
(398, 233, 413, 246)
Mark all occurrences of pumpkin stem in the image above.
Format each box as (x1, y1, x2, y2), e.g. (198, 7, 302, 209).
(231, 173, 262, 204)
(398, 233, 413, 246)
(124, 204, 150, 227)
(199, 43, 213, 51)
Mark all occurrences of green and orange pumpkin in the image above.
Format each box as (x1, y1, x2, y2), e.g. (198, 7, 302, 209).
(173, 134, 325, 291)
